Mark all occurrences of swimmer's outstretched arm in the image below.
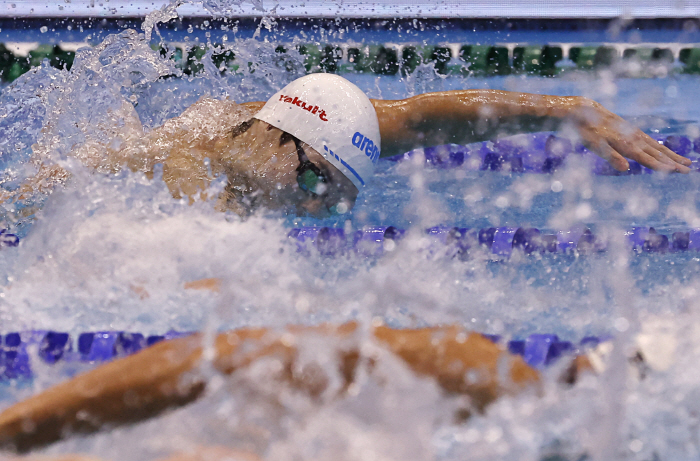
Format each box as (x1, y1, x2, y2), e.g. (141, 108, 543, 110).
(368, 90, 691, 173)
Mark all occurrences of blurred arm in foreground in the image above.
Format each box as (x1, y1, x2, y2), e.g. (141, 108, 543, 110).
(0, 322, 539, 453)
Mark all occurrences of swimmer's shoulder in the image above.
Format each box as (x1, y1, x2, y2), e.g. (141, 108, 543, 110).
(165, 98, 259, 135)
(239, 100, 265, 113)
(190, 97, 264, 116)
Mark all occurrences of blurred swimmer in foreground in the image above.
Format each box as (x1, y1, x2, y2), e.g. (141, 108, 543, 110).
(14, 73, 692, 217)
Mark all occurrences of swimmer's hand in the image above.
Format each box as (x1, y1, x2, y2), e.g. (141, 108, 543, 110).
(568, 98, 692, 173)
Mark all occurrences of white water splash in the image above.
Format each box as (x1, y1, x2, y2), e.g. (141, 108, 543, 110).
(0, 12, 697, 461)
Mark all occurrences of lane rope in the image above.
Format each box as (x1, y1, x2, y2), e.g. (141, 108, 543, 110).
(0, 329, 603, 381)
(383, 132, 700, 174)
(290, 225, 699, 257)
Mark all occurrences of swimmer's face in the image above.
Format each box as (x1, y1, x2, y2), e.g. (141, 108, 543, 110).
(227, 119, 359, 217)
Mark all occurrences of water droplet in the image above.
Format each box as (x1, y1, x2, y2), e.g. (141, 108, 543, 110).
(614, 317, 630, 332)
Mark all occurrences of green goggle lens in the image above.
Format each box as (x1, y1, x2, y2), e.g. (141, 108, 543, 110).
(293, 136, 343, 216)
(298, 168, 321, 193)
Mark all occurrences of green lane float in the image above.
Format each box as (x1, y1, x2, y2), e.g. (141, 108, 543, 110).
(1, 41, 699, 82)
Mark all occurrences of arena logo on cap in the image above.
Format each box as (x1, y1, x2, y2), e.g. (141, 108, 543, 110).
(278, 94, 328, 121)
(352, 132, 380, 163)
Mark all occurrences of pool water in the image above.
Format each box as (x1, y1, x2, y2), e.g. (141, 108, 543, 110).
(0, 8, 698, 461)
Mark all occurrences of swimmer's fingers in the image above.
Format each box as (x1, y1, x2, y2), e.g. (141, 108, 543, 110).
(604, 132, 681, 173)
(577, 126, 629, 171)
(639, 142, 690, 173)
(582, 130, 679, 173)
(604, 133, 676, 173)
(571, 100, 691, 173)
(609, 132, 690, 173)
(642, 135, 692, 169)
(596, 143, 629, 172)
(598, 122, 678, 172)
(608, 124, 691, 172)
(625, 145, 677, 173)
(590, 128, 688, 173)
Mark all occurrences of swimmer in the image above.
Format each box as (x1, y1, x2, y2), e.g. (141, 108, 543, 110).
(13, 73, 692, 217)
(0, 322, 540, 453)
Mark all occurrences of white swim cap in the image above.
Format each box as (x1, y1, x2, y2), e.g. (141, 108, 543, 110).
(255, 74, 380, 190)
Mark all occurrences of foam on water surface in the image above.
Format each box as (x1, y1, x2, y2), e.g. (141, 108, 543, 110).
(0, 4, 698, 460)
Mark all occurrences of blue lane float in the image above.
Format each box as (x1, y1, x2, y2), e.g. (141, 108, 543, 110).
(38, 332, 71, 364)
(0, 329, 603, 381)
(289, 225, 700, 257)
(0, 230, 19, 249)
(384, 132, 700, 174)
(2, 333, 31, 380)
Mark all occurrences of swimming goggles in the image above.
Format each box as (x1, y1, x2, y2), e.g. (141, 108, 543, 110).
(292, 137, 348, 215)
(294, 137, 329, 196)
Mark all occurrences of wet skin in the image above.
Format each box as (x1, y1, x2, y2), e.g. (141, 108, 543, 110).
(214, 119, 358, 217)
(0, 322, 539, 452)
(244, 90, 691, 173)
(110, 100, 357, 217)
(370, 91, 691, 173)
